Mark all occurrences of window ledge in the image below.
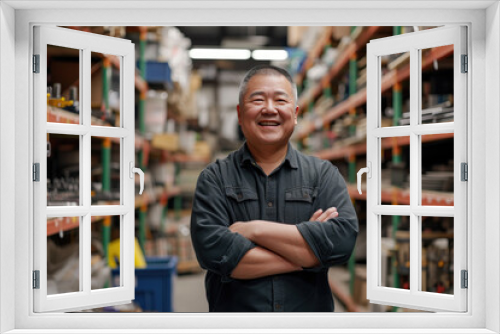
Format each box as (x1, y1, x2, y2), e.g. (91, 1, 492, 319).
(4, 329, 498, 334)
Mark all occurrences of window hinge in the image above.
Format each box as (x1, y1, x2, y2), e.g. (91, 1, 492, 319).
(33, 163, 40, 182)
(461, 270, 468, 289)
(33, 270, 40, 289)
(461, 54, 468, 73)
(33, 54, 40, 73)
(461, 162, 468, 181)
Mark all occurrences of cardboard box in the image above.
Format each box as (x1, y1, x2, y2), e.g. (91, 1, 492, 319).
(192, 141, 211, 161)
(353, 266, 369, 306)
(151, 133, 179, 152)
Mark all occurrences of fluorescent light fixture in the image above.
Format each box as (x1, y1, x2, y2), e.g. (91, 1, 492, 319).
(189, 48, 251, 60)
(252, 49, 288, 61)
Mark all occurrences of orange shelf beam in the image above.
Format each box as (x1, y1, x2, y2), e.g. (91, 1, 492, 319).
(297, 44, 454, 140)
(316, 132, 453, 160)
(295, 27, 334, 85)
(298, 26, 382, 112)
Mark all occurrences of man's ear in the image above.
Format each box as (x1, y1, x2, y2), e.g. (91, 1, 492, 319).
(294, 106, 299, 125)
(237, 105, 242, 125)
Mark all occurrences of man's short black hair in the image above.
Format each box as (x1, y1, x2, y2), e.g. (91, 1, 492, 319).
(238, 64, 298, 106)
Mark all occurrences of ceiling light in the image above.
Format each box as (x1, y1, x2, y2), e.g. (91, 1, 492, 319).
(189, 48, 251, 60)
(252, 49, 288, 61)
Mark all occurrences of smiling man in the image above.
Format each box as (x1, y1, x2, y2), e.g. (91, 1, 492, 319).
(190, 65, 358, 312)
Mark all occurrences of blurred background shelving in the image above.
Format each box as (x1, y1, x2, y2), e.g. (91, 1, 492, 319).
(45, 25, 455, 313)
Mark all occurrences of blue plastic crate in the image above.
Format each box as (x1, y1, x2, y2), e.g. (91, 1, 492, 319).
(112, 256, 178, 312)
(138, 61, 172, 85)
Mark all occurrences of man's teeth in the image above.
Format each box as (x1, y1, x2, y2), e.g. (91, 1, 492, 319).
(259, 122, 279, 126)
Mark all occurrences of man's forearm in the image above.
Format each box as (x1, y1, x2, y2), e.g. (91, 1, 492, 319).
(231, 221, 320, 268)
(230, 246, 302, 279)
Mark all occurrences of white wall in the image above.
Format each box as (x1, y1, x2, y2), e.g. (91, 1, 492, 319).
(485, 2, 500, 333)
(0, 2, 16, 333)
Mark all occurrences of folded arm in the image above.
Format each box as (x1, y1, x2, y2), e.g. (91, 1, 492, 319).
(230, 163, 358, 269)
(230, 208, 339, 268)
(191, 168, 306, 281)
(230, 246, 302, 279)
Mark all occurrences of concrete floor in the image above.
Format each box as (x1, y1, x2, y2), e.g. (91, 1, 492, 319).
(173, 270, 209, 312)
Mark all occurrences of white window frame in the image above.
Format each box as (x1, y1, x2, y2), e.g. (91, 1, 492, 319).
(33, 25, 137, 312)
(0, 1, 498, 333)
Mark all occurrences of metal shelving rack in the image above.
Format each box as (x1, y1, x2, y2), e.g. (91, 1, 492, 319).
(293, 26, 455, 311)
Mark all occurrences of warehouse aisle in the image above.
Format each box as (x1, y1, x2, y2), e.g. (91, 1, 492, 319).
(173, 270, 209, 312)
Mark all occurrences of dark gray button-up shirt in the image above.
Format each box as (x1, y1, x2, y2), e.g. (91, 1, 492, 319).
(190, 143, 358, 312)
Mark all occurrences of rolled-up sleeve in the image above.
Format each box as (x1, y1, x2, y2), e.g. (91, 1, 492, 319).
(190, 168, 256, 281)
(296, 163, 358, 268)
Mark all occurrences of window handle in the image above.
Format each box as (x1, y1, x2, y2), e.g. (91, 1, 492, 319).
(357, 162, 371, 195)
(129, 162, 144, 195)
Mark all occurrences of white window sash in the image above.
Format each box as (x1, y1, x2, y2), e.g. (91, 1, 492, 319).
(366, 25, 467, 312)
(33, 25, 136, 313)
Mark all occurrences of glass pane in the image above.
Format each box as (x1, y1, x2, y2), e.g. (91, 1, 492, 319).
(421, 45, 454, 124)
(381, 136, 410, 205)
(421, 216, 454, 294)
(421, 134, 454, 206)
(380, 215, 410, 290)
(91, 215, 121, 290)
(91, 52, 121, 127)
(47, 217, 80, 295)
(47, 134, 80, 206)
(380, 52, 410, 127)
(91, 137, 121, 205)
(47, 45, 80, 124)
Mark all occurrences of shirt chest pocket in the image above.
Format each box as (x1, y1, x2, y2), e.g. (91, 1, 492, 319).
(284, 187, 318, 224)
(225, 187, 259, 222)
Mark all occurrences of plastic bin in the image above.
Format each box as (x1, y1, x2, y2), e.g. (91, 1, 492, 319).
(112, 256, 178, 312)
(138, 61, 172, 86)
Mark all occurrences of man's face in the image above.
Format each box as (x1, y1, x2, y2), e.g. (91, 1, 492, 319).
(237, 74, 299, 149)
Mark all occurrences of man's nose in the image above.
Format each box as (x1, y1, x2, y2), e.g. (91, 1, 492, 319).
(262, 99, 278, 114)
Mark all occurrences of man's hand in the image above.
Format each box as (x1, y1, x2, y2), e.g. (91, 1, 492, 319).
(229, 220, 261, 241)
(310, 207, 338, 222)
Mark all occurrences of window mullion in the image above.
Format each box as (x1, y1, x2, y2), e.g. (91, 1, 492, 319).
(412, 123, 454, 135)
(409, 47, 420, 295)
(82, 48, 91, 208)
(81, 214, 91, 293)
(366, 47, 382, 299)
(33, 28, 49, 310)
(81, 48, 92, 294)
(122, 50, 135, 296)
(373, 205, 411, 215)
(90, 205, 129, 216)
(411, 206, 455, 217)
(90, 126, 129, 138)
(454, 26, 468, 311)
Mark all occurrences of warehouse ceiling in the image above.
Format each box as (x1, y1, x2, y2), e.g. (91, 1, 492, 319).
(176, 26, 289, 72)
(177, 26, 288, 48)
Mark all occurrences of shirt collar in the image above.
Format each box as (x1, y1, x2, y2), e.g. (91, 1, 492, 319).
(239, 142, 298, 169)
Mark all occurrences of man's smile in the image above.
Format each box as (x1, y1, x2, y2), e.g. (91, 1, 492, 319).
(258, 120, 281, 127)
